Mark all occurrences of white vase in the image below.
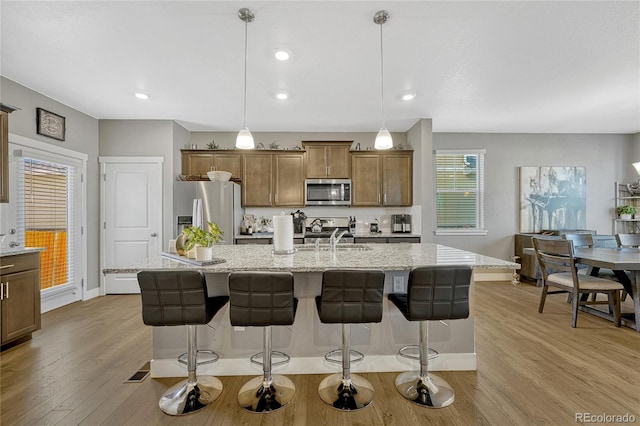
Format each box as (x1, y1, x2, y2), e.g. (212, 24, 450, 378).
(196, 246, 213, 261)
(186, 247, 197, 259)
(620, 214, 633, 220)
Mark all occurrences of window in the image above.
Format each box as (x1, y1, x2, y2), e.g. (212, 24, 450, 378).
(435, 149, 487, 235)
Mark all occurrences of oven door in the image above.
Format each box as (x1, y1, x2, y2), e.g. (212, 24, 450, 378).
(305, 179, 351, 206)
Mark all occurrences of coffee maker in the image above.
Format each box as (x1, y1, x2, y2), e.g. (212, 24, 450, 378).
(391, 214, 412, 233)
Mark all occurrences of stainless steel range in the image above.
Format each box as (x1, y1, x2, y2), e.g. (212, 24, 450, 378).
(303, 217, 354, 244)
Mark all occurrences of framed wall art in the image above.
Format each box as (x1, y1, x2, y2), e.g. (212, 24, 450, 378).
(519, 166, 586, 233)
(36, 108, 66, 141)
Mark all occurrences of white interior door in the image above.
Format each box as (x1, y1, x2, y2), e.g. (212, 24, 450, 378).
(100, 157, 162, 294)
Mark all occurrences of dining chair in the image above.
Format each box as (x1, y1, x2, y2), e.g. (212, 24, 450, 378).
(615, 233, 640, 248)
(532, 238, 623, 328)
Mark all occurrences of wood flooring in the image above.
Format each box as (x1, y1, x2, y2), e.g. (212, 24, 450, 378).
(1, 281, 639, 425)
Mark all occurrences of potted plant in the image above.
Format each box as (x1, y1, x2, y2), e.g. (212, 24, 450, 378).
(617, 205, 635, 220)
(182, 222, 224, 261)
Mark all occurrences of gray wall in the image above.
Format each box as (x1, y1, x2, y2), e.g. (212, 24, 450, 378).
(431, 133, 633, 259)
(99, 120, 181, 246)
(1, 77, 101, 290)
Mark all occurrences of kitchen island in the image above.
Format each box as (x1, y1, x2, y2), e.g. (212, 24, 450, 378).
(104, 243, 517, 378)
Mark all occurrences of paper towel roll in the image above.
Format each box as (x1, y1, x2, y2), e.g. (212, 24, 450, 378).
(273, 214, 294, 253)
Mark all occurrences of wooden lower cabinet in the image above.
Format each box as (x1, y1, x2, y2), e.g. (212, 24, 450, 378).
(1, 252, 41, 349)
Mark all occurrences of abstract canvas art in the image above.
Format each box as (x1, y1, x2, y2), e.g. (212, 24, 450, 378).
(519, 166, 586, 233)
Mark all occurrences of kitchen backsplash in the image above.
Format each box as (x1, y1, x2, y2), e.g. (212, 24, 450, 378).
(245, 205, 421, 235)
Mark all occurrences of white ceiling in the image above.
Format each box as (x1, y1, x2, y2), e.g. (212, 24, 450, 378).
(1, 1, 639, 134)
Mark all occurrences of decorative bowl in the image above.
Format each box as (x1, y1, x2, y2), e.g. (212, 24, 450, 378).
(207, 171, 232, 181)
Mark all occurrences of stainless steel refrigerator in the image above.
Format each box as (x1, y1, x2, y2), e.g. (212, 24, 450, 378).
(173, 181, 243, 244)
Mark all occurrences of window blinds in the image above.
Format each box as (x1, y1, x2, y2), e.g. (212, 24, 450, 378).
(16, 157, 76, 290)
(435, 150, 485, 230)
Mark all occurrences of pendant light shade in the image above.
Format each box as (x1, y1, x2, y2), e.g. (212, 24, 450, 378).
(236, 127, 254, 150)
(373, 10, 392, 150)
(236, 8, 255, 150)
(375, 128, 393, 150)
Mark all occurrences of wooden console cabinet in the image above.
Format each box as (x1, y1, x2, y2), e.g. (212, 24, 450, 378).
(1, 252, 41, 349)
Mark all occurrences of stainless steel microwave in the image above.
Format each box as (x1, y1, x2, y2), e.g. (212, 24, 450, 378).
(305, 179, 351, 206)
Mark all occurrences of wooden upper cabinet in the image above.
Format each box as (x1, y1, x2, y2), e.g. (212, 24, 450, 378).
(242, 153, 273, 207)
(1, 104, 17, 204)
(212, 153, 241, 179)
(351, 151, 413, 207)
(274, 153, 305, 207)
(181, 150, 242, 179)
(302, 141, 351, 178)
(382, 152, 413, 206)
(351, 153, 381, 206)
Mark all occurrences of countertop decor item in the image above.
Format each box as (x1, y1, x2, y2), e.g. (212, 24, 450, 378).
(182, 222, 224, 261)
(36, 107, 66, 141)
(207, 170, 232, 181)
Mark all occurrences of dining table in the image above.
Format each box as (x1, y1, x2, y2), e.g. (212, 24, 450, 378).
(573, 247, 640, 331)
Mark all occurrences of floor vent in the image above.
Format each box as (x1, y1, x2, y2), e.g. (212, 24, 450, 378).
(125, 362, 150, 383)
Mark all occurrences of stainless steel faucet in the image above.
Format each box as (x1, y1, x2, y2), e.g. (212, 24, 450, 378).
(330, 229, 347, 251)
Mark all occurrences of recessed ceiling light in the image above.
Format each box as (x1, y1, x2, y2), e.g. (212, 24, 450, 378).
(274, 49, 290, 61)
(276, 92, 288, 100)
(402, 93, 416, 101)
(134, 91, 150, 100)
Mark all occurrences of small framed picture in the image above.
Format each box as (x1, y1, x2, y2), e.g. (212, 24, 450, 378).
(36, 108, 66, 141)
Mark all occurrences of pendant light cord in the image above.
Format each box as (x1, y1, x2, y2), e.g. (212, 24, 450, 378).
(379, 21, 386, 129)
(243, 19, 248, 129)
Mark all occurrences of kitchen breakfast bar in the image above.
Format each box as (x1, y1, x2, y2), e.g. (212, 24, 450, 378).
(104, 243, 517, 378)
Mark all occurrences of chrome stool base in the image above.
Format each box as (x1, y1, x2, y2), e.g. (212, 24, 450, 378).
(159, 375, 223, 416)
(318, 373, 374, 411)
(324, 348, 364, 364)
(399, 345, 438, 361)
(395, 371, 454, 408)
(178, 349, 219, 366)
(250, 350, 290, 367)
(238, 375, 296, 412)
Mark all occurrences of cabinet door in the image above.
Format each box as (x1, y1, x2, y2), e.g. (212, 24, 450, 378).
(1, 270, 41, 343)
(382, 153, 412, 206)
(0, 111, 8, 203)
(305, 146, 328, 178)
(326, 145, 351, 178)
(213, 153, 242, 179)
(242, 154, 273, 206)
(351, 154, 381, 206)
(181, 152, 214, 176)
(274, 153, 305, 207)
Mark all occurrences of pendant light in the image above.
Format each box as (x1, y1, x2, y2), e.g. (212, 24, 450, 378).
(236, 8, 255, 149)
(373, 10, 393, 150)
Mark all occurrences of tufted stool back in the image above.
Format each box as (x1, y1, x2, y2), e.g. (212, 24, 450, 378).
(228, 271, 296, 327)
(137, 270, 224, 326)
(317, 269, 385, 324)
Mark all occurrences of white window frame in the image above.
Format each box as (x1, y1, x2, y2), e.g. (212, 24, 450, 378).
(434, 149, 487, 236)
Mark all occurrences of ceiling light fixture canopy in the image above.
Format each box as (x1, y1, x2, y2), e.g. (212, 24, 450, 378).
(236, 8, 255, 150)
(374, 10, 392, 150)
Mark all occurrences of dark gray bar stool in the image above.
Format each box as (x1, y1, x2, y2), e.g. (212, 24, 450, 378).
(388, 265, 471, 408)
(315, 269, 385, 411)
(137, 270, 229, 416)
(228, 271, 298, 412)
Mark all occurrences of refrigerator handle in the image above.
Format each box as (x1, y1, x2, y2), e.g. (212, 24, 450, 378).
(192, 198, 203, 229)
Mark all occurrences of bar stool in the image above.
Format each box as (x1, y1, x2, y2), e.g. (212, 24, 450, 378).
(228, 271, 298, 413)
(315, 269, 385, 411)
(388, 265, 471, 408)
(137, 270, 229, 416)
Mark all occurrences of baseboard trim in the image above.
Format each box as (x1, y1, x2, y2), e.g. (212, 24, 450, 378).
(83, 287, 100, 300)
(150, 352, 476, 378)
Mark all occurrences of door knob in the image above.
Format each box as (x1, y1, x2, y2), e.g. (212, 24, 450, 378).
(150, 233, 158, 237)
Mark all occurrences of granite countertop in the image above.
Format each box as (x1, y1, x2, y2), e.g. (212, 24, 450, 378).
(234, 232, 419, 239)
(104, 242, 518, 274)
(0, 247, 46, 258)
(235, 233, 305, 239)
